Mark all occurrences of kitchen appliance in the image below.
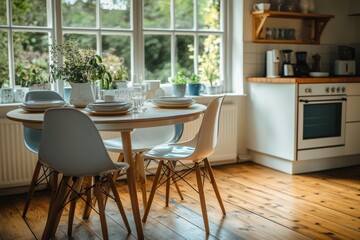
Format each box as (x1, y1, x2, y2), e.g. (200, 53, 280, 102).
(294, 51, 310, 77)
(266, 49, 280, 78)
(334, 46, 356, 76)
(281, 49, 294, 76)
(297, 83, 347, 160)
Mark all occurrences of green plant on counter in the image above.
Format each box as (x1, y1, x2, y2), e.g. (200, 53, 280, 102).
(188, 73, 200, 84)
(16, 65, 49, 87)
(49, 39, 110, 84)
(172, 69, 188, 85)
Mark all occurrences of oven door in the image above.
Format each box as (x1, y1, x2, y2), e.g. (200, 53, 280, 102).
(298, 95, 346, 150)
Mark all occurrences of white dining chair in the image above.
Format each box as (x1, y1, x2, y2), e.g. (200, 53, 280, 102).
(103, 124, 184, 209)
(142, 96, 226, 235)
(22, 90, 64, 218)
(39, 108, 131, 239)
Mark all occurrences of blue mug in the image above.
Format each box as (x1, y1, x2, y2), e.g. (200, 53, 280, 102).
(188, 83, 205, 96)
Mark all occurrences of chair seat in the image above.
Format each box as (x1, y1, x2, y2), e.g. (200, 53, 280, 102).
(145, 144, 196, 161)
(104, 138, 152, 152)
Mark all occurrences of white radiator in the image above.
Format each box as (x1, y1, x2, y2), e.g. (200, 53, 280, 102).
(179, 104, 238, 164)
(0, 119, 38, 188)
(0, 104, 237, 188)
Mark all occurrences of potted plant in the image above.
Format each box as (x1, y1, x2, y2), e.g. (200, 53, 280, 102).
(187, 73, 205, 96)
(17, 65, 50, 90)
(103, 52, 129, 89)
(49, 39, 110, 107)
(172, 69, 188, 97)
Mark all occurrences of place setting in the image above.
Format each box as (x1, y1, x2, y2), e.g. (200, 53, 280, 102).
(84, 101, 133, 116)
(151, 96, 196, 108)
(19, 100, 68, 112)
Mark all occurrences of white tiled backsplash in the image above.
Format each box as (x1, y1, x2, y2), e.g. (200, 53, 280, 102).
(243, 42, 360, 78)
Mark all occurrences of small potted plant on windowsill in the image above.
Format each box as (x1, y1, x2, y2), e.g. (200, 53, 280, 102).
(17, 65, 50, 90)
(187, 73, 205, 96)
(49, 39, 110, 107)
(171, 69, 188, 97)
(103, 52, 129, 89)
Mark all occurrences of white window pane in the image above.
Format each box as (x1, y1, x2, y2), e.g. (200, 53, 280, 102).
(62, 0, 96, 28)
(102, 35, 131, 78)
(13, 32, 49, 86)
(0, 31, 9, 87)
(143, 0, 170, 29)
(175, 35, 194, 73)
(12, 0, 48, 26)
(0, 1, 6, 25)
(175, 0, 194, 29)
(100, 0, 131, 29)
(198, 34, 221, 86)
(144, 35, 171, 83)
(198, 0, 221, 30)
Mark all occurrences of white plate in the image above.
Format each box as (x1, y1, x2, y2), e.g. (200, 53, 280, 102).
(19, 103, 68, 112)
(87, 103, 132, 112)
(90, 101, 129, 109)
(309, 72, 329, 77)
(84, 107, 132, 116)
(154, 97, 193, 103)
(152, 99, 195, 108)
(23, 100, 66, 109)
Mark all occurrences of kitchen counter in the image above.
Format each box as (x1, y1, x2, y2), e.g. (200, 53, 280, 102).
(247, 76, 360, 84)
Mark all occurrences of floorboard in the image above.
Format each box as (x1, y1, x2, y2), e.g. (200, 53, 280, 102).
(0, 162, 359, 240)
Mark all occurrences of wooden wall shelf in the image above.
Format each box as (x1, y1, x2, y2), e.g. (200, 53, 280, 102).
(252, 10, 334, 44)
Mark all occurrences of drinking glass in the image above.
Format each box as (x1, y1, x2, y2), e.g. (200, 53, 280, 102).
(132, 74, 148, 112)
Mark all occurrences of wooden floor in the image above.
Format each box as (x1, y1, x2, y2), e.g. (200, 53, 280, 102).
(0, 162, 359, 240)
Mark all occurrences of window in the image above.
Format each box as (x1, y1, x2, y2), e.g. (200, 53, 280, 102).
(0, 0, 227, 97)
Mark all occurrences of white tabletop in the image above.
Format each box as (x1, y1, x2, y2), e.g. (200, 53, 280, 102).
(7, 102, 206, 130)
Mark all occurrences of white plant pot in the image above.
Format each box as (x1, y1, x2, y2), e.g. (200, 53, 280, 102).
(69, 82, 95, 107)
(0, 88, 14, 103)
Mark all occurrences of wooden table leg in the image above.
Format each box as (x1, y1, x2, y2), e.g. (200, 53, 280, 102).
(121, 131, 144, 239)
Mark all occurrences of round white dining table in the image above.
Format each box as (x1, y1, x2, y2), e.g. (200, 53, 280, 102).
(7, 101, 206, 239)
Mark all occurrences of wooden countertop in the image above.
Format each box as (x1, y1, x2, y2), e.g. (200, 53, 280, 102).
(247, 77, 360, 84)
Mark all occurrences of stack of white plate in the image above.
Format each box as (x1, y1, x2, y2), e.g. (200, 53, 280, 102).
(85, 102, 132, 115)
(152, 97, 195, 108)
(20, 100, 67, 112)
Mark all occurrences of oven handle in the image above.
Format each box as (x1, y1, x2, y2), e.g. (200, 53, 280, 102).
(299, 97, 347, 103)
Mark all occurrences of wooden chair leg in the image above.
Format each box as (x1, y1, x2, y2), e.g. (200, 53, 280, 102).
(204, 158, 226, 215)
(169, 161, 184, 200)
(165, 161, 171, 207)
(68, 177, 83, 237)
(47, 171, 59, 219)
(94, 178, 109, 240)
(42, 176, 71, 240)
(82, 177, 94, 219)
(137, 153, 148, 210)
(23, 161, 42, 218)
(195, 162, 210, 235)
(142, 160, 163, 222)
(106, 174, 131, 233)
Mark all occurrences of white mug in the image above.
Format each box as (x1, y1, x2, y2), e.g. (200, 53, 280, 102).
(253, 3, 270, 11)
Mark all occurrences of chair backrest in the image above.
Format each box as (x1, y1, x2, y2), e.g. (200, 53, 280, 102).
(130, 124, 184, 150)
(191, 96, 225, 160)
(23, 91, 64, 153)
(39, 108, 117, 176)
(25, 90, 64, 101)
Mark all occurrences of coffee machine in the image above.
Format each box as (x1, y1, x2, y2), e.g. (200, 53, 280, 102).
(281, 49, 294, 77)
(334, 46, 356, 76)
(294, 51, 310, 77)
(266, 49, 280, 78)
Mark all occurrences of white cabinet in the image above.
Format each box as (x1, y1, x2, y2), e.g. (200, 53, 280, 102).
(345, 83, 360, 155)
(345, 122, 360, 155)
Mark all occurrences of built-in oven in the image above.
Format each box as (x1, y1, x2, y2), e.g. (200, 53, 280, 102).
(297, 84, 347, 160)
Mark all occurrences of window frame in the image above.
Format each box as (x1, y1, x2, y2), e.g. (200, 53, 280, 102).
(1, 0, 231, 98)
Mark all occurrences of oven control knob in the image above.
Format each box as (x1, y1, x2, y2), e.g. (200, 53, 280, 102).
(336, 87, 341, 93)
(342, 87, 346, 93)
(325, 87, 330, 93)
(305, 88, 312, 93)
(331, 87, 335, 93)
